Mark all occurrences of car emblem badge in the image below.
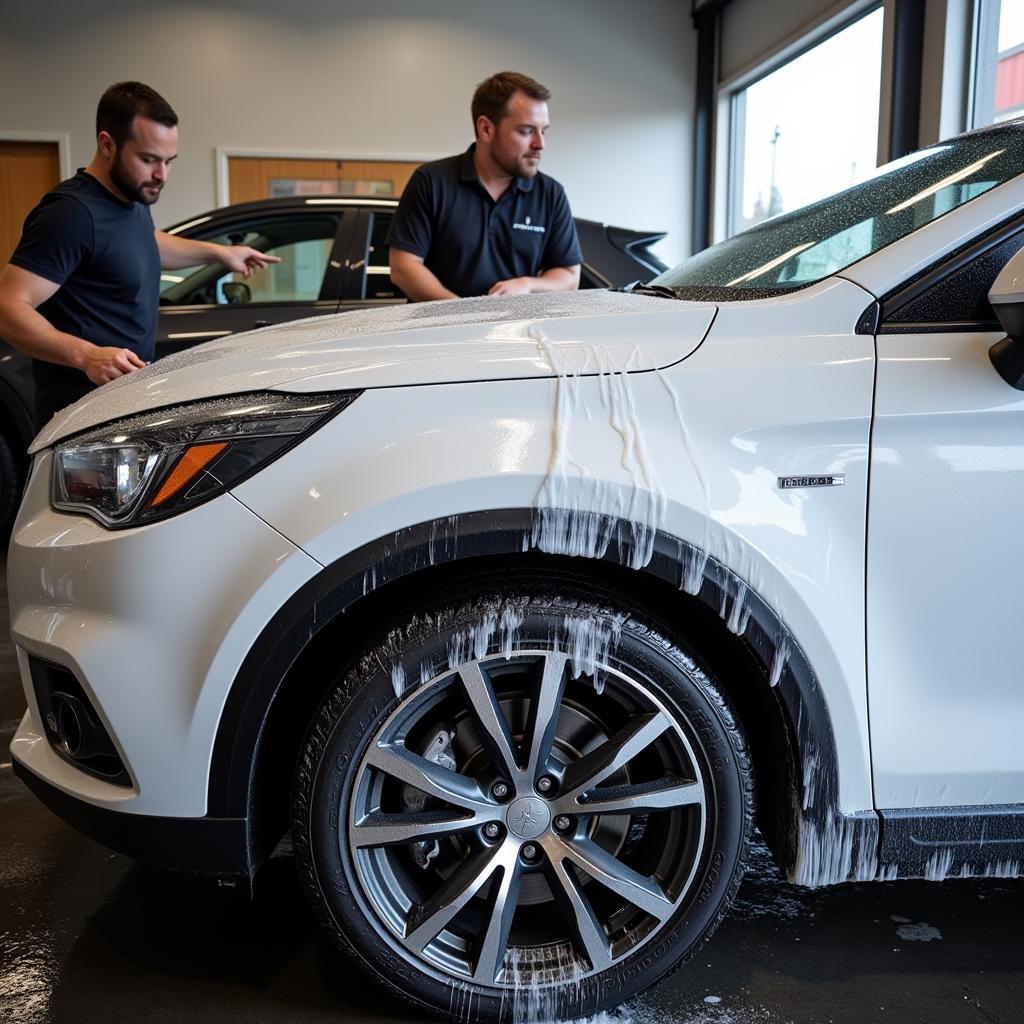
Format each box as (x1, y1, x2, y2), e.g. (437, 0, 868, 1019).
(506, 796, 550, 839)
(777, 474, 846, 489)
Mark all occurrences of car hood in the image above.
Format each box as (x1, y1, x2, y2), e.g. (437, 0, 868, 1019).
(32, 290, 716, 452)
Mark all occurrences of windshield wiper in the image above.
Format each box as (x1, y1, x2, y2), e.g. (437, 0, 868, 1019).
(619, 281, 679, 300)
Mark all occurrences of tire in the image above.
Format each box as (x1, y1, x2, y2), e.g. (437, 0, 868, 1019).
(292, 588, 753, 1022)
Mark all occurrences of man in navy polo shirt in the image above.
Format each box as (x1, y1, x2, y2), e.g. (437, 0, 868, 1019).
(388, 71, 581, 300)
(0, 81, 279, 429)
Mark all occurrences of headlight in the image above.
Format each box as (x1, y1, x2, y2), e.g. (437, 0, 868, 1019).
(51, 391, 359, 528)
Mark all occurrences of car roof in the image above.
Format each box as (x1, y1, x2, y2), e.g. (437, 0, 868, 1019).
(163, 195, 660, 239)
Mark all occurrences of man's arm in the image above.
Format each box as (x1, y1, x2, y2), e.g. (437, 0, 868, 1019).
(0, 265, 146, 383)
(155, 231, 282, 275)
(487, 265, 581, 297)
(389, 248, 459, 301)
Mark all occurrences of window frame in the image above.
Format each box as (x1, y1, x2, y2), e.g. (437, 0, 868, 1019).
(160, 209, 354, 309)
(715, 0, 886, 243)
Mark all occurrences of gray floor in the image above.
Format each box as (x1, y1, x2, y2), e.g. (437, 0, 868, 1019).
(1, 559, 1021, 1024)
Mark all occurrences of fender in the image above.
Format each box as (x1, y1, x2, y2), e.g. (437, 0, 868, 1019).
(208, 508, 878, 881)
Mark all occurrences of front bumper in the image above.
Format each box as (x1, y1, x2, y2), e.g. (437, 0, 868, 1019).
(8, 451, 321, 820)
(13, 754, 249, 875)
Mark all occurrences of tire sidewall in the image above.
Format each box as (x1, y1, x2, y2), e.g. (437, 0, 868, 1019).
(293, 594, 751, 1020)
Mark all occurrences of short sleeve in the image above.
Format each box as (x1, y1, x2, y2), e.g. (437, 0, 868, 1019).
(540, 185, 582, 270)
(9, 194, 94, 286)
(386, 169, 435, 258)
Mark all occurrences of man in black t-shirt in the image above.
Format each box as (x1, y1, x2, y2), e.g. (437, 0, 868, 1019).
(0, 81, 279, 428)
(388, 71, 581, 301)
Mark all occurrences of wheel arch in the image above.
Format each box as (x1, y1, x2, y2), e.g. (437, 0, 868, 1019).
(209, 509, 873, 881)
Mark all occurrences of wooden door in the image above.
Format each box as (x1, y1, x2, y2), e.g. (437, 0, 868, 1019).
(0, 141, 61, 268)
(228, 157, 420, 205)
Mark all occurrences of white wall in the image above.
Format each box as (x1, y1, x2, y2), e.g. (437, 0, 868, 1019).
(0, 0, 696, 263)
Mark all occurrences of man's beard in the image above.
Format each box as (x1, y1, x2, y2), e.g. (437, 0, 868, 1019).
(110, 153, 163, 205)
(493, 147, 540, 180)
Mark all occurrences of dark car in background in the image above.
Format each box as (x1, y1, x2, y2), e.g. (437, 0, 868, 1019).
(0, 196, 667, 536)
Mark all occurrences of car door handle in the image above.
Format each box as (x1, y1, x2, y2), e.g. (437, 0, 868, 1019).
(254, 320, 272, 329)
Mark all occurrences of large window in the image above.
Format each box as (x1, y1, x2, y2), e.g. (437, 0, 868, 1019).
(971, 0, 1024, 127)
(728, 6, 884, 236)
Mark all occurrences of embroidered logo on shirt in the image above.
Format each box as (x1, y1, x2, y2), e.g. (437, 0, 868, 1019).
(513, 215, 546, 233)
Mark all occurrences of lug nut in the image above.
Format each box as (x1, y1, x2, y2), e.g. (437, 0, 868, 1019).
(484, 822, 502, 840)
(536, 776, 554, 794)
(492, 781, 510, 801)
(553, 815, 572, 832)
(521, 843, 540, 861)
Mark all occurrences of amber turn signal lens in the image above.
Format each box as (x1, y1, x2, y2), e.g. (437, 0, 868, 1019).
(149, 443, 228, 507)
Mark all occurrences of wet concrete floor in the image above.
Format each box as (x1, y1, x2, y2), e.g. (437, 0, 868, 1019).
(1, 562, 1021, 1023)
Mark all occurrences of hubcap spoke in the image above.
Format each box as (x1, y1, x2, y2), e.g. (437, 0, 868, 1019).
(458, 661, 521, 779)
(543, 841, 613, 971)
(560, 778, 705, 817)
(524, 653, 569, 781)
(558, 836, 674, 921)
(558, 713, 671, 803)
(405, 842, 507, 952)
(365, 742, 488, 811)
(473, 856, 524, 983)
(352, 809, 482, 848)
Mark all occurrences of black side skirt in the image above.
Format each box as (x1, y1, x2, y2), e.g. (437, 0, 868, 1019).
(879, 805, 1024, 878)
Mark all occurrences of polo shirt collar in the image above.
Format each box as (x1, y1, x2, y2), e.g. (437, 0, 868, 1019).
(461, 143, 535, 194)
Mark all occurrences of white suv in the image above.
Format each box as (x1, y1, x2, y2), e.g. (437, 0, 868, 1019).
(10, 120, 1024, 1021)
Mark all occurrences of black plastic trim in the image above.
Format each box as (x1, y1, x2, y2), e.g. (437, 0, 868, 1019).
(878, 210, 1024, 331)
(856, 301, 881, 335)
(209, 508, 844, 842)
(879, 805, 1024, 877)
(882, 320, 1002, 334)
(12, 756, 249, 875)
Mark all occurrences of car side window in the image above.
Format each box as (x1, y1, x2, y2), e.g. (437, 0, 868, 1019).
(884, 230, 1024, 329)
(160, 215, 341, 306)
(362, 213, 407, 301)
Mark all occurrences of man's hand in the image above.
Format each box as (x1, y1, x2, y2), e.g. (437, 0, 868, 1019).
(81, 345, 147, 385)
(155, 231, 281, 274)
(488, 266, 580, 297)
(487, 277, 534, 297)
(220, 245, 282, 278)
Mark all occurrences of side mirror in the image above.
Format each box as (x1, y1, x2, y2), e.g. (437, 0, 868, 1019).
(989, 247, 1024, 389)
(221, 281, 252, 305)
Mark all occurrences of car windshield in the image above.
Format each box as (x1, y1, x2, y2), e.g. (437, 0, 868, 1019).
(654, 120, 1024, 300)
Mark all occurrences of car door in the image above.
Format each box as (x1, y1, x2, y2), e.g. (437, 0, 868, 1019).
(157, 210, 354, 356)
(339, 207, 408, 311)
(867, 218, 1024, 809)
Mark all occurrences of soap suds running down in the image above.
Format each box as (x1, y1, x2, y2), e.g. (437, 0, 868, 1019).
(655, 367, 711, 595)
(528, 329, 664, 571)
(446, 603, 528, 671)
(557, 613, 625, 694)
(792, 814, 878, 887)
(768, 632, 791, 687)
(924, 848, 955, 882)
(499, 944, 590, 1024)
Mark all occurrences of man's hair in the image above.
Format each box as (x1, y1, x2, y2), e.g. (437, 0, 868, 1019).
(96, 81, 178, 146)
(471, 72, 550, 132)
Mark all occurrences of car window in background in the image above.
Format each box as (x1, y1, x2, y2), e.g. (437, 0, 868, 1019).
(361, 212, 406, 301)
(655, 121, 1024, 299)
(160, 215, 341, 305)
